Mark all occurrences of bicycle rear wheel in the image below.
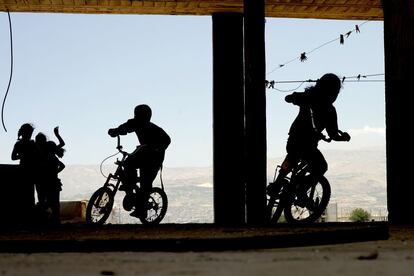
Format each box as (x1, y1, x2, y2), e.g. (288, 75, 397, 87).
(284, 176, 331, 223)
(139, 187, 168, 225)
(86, 187, 114, 225)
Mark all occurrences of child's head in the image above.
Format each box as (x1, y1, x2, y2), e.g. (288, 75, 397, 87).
(35, 132, 47, 145)
(315, 73, 342, 104)
(18, 123, 34, 140)
(134, 104, 152, 123)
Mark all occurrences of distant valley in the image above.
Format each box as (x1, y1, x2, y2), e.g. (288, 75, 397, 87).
(59, 146, 386, 223)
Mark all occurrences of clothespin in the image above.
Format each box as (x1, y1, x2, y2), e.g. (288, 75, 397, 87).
(300, 52, 307, 62)
(342, 76, 346, 83)
(345, 31, 352, 38)
(340, 34, 344, 44)
(355, 25, 360, 33)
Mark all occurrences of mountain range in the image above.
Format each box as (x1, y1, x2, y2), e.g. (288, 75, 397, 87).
(59, 146, 386, 223)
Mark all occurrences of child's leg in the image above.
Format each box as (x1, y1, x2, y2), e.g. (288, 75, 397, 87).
(267, 155, 294, 195)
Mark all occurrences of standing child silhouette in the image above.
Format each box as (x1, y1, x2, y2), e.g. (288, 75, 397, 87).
(35, 127, 66, 225)
(11, 123, 38, 213)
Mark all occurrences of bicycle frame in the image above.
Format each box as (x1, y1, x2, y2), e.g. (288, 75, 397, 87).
(101, 135, 140, 198)
(290, 160, 319, 201)
(86, 135, 169, 225)
(102, 161, 123, 194)
(268, 137, 333, 224)
(268, 158, 325, 223)
(271, 160, 307, 191)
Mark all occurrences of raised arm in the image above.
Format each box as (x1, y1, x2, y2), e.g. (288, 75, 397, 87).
(54, 126, 65, 148)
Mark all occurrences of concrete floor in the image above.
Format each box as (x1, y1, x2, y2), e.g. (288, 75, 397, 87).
(0, 223, 413, 276)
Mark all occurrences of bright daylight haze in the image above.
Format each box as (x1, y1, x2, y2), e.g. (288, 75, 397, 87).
(0, 13, 385, 168)
(0, 13, 386, 223)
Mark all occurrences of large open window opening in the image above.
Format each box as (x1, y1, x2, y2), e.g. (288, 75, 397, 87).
(1, 12, 386, 224)
(265, 18, 386, 222)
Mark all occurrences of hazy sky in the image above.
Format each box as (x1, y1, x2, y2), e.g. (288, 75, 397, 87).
(0, 13, 385, 167)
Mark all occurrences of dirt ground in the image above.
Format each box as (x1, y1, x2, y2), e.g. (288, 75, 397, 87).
(1, 223, 414, 276)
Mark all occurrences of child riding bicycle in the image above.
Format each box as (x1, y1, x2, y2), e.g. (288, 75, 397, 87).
(268, 73, 351, 207)
(108, 104, 171, 217)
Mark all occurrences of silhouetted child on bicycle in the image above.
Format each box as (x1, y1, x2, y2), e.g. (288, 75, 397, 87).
(268, 73, 351, 206)
(108, 104, 171, 218)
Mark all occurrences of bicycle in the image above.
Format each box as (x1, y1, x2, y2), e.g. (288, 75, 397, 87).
(266, 138, 332, 224)
(85, 136, 168, 225)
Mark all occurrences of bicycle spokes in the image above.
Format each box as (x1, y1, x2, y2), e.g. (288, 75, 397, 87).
(138, 187, 168, 225)
(145, 194, 161, 220)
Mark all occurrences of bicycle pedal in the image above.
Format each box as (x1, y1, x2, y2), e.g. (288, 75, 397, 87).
(295, 195, 312, 209)
(129, 212, 140, 218)
(304, 199, 316, 210)
(266, 182, 279, 195)
(119, 184, 133, 192)
(130, 209, 146, 218)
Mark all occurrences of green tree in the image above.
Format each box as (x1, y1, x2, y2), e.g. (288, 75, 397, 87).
(349, 208, 371, 222)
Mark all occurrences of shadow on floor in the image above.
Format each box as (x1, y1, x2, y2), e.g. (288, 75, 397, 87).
(0, 222, 390, 253)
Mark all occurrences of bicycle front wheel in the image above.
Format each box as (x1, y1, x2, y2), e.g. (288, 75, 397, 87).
(139, 187, 168, 225)
(284, 176, 331, 223)
(86, 187, 114, 225)
(267, 184, 287, 224)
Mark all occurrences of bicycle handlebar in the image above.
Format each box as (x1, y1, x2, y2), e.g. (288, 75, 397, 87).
(319, 130, 350, 143)
(116, 135, 122, 150)
(115, 135, 129, 156)
(319, 133, 331, 143)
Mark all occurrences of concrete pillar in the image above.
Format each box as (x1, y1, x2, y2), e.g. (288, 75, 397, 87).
(383, 0, 414, 224)
(244, 0, 267, 224)
(212, 13, 245, 225)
